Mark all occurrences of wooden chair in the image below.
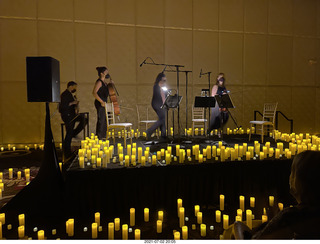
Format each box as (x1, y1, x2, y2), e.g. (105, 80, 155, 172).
(105, 102, 132, 148)
(249, 102, 278, 143)
(136, 104, 158, 137)
(192, 107, 207, 136)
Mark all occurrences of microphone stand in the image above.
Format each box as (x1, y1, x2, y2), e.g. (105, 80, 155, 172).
(199, 69, 212, 136)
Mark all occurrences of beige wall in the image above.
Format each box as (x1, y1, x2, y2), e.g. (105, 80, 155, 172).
(0, 0, 320, 145)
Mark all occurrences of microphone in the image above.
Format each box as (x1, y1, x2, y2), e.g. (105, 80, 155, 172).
(139, 58, 147, 67)
(199, 68, 202, 78)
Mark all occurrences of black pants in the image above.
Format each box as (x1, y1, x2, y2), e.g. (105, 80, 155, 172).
(146, 105, 166, 138)
(62, 114, 86, 157)
(95, 101, 107, 140)
(208, 104, 229, 133)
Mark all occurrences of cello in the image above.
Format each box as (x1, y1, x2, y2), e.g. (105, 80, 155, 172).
(106, 74, 121, 116)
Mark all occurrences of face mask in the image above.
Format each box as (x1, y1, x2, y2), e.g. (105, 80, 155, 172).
(105, 74, 110, 79)
(71, 89, 76, 93)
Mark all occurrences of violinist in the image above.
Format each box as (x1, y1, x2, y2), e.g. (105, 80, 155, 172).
(92, 66, 113, 140)
(59, 81, 86, 158)
(207, 73, 229, 137)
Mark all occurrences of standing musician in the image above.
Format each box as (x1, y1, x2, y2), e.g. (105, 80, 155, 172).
(59, 81, 86, 158)
(92, 66, 114, 140)
(207, 73, 229, 137)
(146, 72, 167, 140)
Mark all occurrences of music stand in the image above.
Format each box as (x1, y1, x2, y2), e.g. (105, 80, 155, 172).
(162, 94, 182, 140)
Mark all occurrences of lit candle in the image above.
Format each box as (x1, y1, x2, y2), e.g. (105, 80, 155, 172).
(18, 214, 25, 226)
(0, 213, 5, 224)
(166, 153, 171, 164)
(152, 155, 157, 165)
(179, 207, 185, 227)
(122, 224, 128, 240)
(125, 155, 130, 167)
(132, 148, 136, 157)
(9, 168, 13, 180)
(200, 224, 206, 237)
(220, 194, 225, 211)
(235, 216, 242, 222)
(157, 220, 162, 233)
(259, 152, 264, 160)
(206, 146, 211, 159)
(158, 210, 163, 222)
(95, 212, 100, 226)
(216, 210, 221, 223)
(144, 208, 149, 222)
(131, 155, 136, 166)
(91, 223, 98, 239)
(275, 148, 280, 159)
(127, 145, 132, 156)
(197, 212, 202, 224)
(223, 214, 229, 229)
(262, 215, 268, 223)
(38, 230, 45, 240)
(114, 218, 120, 231)
(278, 203, 284, 211)
(239, 196, 245, 211)
(269, 196, 274, 207)
(250, 197, 255, 208)
(246, 210, 252, 229)
(174, 231, 180, 240)
(212, 146, 216, 157)
(0, 222, 2, 239)
(67, 219, 74, 236)
(194, 205, 200, 216)
(0, 189, 2, 199)
(182, 226, 188, 240)
(129, 208, 135, 226)
(286, 151, 292, 159)
(141, 156, 146, 166)
(237, 209, 242, 221)
(108, 222, 114, 240)
(0, 183, 4, 191)
(59, 162, 62, 171)
(135, 229, 141, 240)
(17, 171, 21, 180)
(177, 198, 182, 216)
(199, 154, 203, 163)
(18, 225, 24, 239)
(138, 147, 142, 163)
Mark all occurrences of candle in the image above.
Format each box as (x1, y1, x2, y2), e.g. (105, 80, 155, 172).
(223, 214, 229, 229)
(0, 222, 2, 239)
(0, 183, 4, 191)
(197, 212, 202, 224)
(9, 168, 13, 179)
(128, 208, 135, 227)
(38, 230, 45, 240)
(152, 155, 157, 165)
(91, 223, 98, 239)
(95, 212, 100, 226)
(131, 155, 136, 166)
(166, 153, 171, 164)
(141, 156, 146, 166)
(18, 214, 25, 226)
(138, 147, 142, 163)
(287, 151, 292, 159)
(122, 224, 128, 240)
(200, 224, 206, 237)
(0, 213, 5, 224)
(124, 155, 130, 167)
(262, 215, 268, 223)
(206, 146, 211, 159)
(235, 216, 242, 222)
(135, 229, 141, 240)
(212, 146, 216, 157)
(239, 196, 245, 211)
(18, 225, 25, 238)
(108, 223, 114, 240)
(158, 210, 163, 222)
(67, 219, 74, 236)
(216, 210, 221, 223)
(278, 203, 284, 211)
(182, 226, 188, 240)
(237, 209, 242, 221)
(246, 210, 252, 229)
(114, 218, 120, 231)
(250, 197, 255, 208)
(177, 199, 182, 216)
(179, 207, 185, 227)
(259, 152, 264, 160)
(220, 194, 225, 211)
(275, 148, 280, 159)
(0, 189, 2, 199)
(17, 171, 21, 180)
(269, 196, 274, 207)
(194, 205, 200, 217)
(174, 231, 180, 240)
(199, 154, 203, 163)
(157, 220, 162, 233)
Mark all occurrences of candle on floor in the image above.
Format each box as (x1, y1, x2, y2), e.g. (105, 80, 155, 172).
(91, 223, 98, 239)
(269, 196, 274, 207)
(262, 215, 268, 223)
(275, 148, 280, 159)
(95, 212, 100, 226)
(129, 208, 135, 227)
(237, 209, 242, 221)
(216, 210, 221, 223)
(182, 226, 188, 240)
(235, 216, 242, 222)
(250, 197, 255, 208)
(144, 208, 149, 222)
(158, 210, 163, 222)
(152, 155, 157, 165)
(200, 224, 206, 237)
(223, 214, 229, 229)
(122, 224, 128, 240)
(179, 207, 185, 227)
(0, 189, 2, 199)
(38, 230, 45, 240)
(278, 203, 284, 211)
(206, 146, 211, 159)
(114, 218, 120, 231)
(197, 212, 202, 224)
(135, 229, 141, 240)
(220, 194, 225, 211)
(59, 162, 63, 171)
(18, 225, 25, 239)
(67, 219, 74, 236)
(174, 231, 180, 240)
(246, 210, 252, 229)
(9, 168, 13, 180)
(17, 171, 21, 180)
(124, 155, 130, 167)
(177, 198, 182, 216)
(194, 205, 200, 217)
(0, 213, 5, 224)
(199, 154, 203, 163)
(18, 214, 25, 226)
(141, 156, 146, 166)
(239, 196, 245, 211)
(157, 220, 162, 233)
(108, 223, 114, 240)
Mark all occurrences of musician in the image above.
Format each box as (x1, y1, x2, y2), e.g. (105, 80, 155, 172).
(59, 81, 86, 158)
(92, 66, 113, 140)
(207, 73, 229, 137)
(146, 72, 167, 140)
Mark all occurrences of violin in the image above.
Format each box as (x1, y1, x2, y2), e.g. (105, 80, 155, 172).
(106, 74, 121, 116)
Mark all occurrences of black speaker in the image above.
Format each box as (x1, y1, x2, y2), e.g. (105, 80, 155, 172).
(26, 56, 60, 102)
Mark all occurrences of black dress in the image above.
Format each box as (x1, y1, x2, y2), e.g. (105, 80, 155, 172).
(94, 79, 109, 140)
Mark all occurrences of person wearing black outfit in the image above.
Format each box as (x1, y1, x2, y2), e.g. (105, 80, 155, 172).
(146, 72, 167, 140)
(59, 81, 86, 158)
(207, 73, 229, 136)
(92, 66, 113, 140)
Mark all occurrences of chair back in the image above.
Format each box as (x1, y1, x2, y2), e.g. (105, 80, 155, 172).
(263, 102, 278, 124)
(192, 107, 205, 120)
(136, 104, 155, 122)
(105, 102, 115, 126)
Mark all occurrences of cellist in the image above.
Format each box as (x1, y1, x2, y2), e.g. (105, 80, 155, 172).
(92, 66, 114, 140)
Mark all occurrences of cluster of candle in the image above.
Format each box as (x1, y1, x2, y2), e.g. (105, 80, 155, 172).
(0, 144, 46, 152)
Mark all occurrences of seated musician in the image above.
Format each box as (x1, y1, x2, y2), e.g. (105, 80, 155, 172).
(207, 73, 229, 137)
(59, 81, 86, 158)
